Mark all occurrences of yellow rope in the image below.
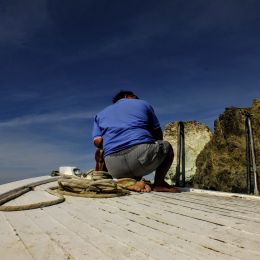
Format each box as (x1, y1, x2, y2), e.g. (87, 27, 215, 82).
(0, 171, 136, 211)
(0, 177, 64, 211)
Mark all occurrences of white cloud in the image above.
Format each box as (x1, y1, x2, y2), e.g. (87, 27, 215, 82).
(0, 111, 95, 128)
(0, 110, 97, 183)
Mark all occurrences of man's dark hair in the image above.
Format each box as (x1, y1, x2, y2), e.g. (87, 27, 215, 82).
(112, 90, 139, 104)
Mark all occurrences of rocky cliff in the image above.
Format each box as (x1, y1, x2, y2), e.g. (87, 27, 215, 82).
(164, 121, 212, 185)
(193, 99, 260, 193)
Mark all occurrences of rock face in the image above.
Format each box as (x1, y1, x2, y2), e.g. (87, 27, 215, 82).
(193, 99, 260, 193)
(164, 121, 213, 185)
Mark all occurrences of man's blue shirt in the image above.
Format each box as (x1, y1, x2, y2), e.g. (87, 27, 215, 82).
(92, 99, 161, 156)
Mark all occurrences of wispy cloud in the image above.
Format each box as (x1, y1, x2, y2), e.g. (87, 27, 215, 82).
(0, 135, 95, 184)
(0, 109, 97, 184)
(0, 111, 95, 128)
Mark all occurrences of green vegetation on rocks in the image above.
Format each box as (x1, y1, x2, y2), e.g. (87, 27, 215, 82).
(193, 99, 260, 193)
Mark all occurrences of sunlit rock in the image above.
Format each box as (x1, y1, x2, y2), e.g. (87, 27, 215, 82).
(163, 121, 213, 185)
(193, 98, 260, 193)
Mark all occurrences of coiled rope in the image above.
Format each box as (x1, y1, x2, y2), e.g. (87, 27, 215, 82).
(0, 171, 136, 211)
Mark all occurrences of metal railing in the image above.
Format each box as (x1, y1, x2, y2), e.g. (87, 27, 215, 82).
(245, 115, 259, 195)
(174, 118, 259, 194)
(175, 121, 185, 187)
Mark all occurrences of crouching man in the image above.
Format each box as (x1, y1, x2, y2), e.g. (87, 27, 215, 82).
(92, 90, 180, 193)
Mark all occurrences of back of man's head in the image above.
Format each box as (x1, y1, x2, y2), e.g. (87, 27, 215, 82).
(112, 90, 139, 104)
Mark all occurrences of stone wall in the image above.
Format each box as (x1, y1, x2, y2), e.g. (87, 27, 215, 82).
(164, 121, 212, 185)
(193, 98, 260, 193)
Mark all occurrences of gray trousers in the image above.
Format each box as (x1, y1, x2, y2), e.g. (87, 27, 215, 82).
(104, 140, 172, 179)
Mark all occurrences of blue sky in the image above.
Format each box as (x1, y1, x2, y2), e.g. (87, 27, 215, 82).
(0, 0, 259, 184)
